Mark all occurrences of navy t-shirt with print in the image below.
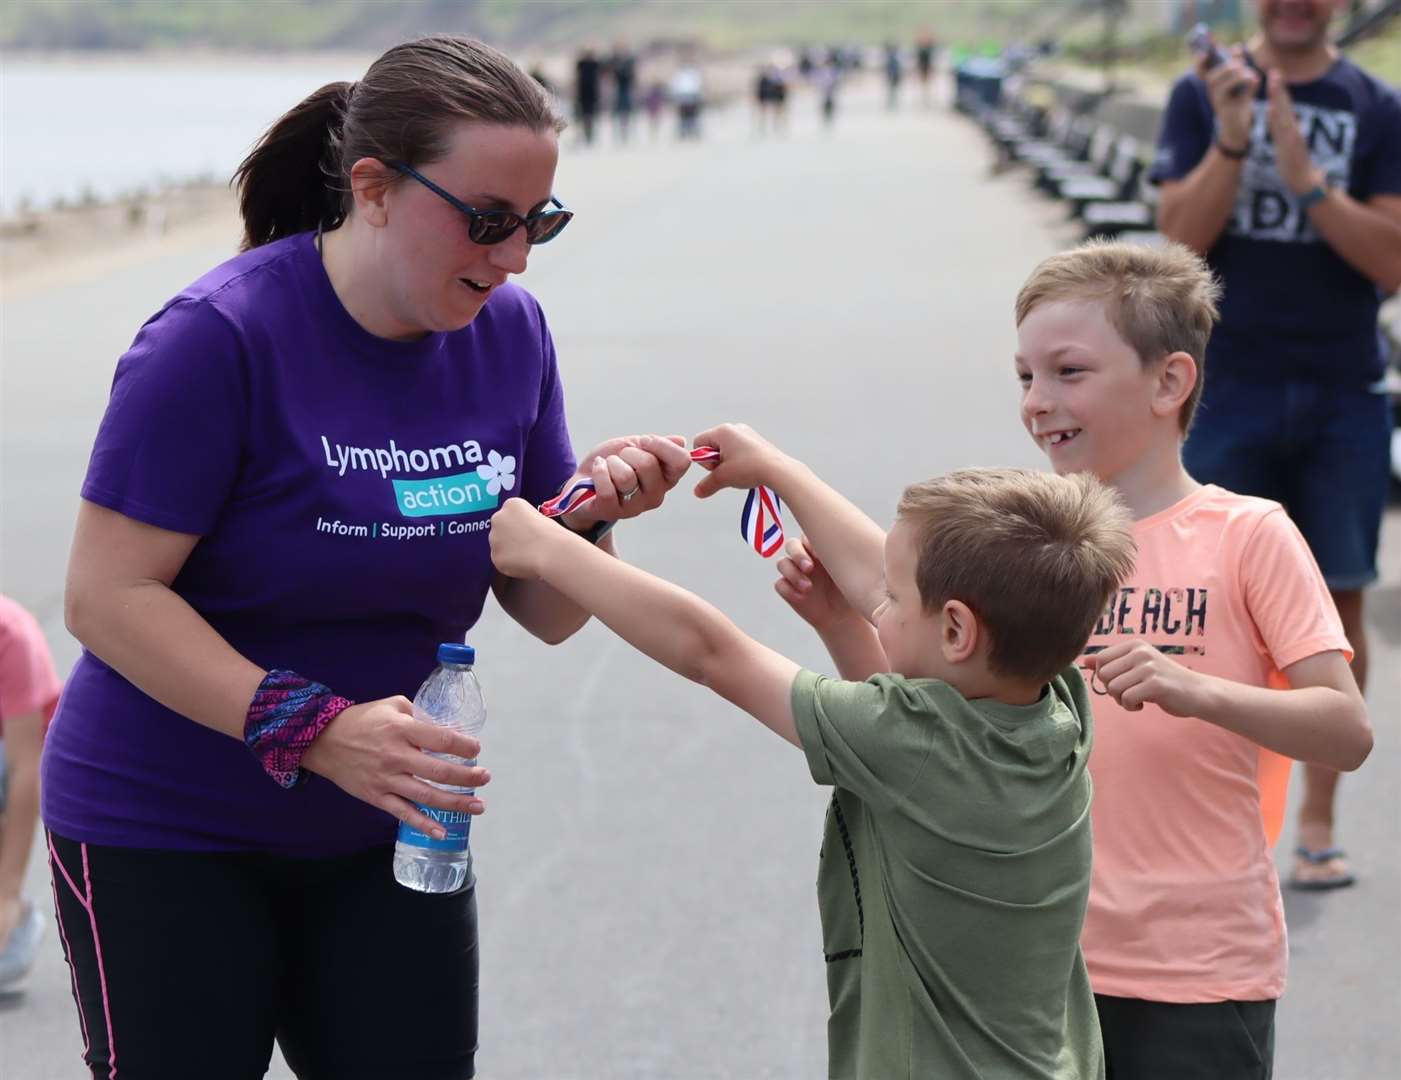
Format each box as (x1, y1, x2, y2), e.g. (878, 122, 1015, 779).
(1151, 56, 1401, 382)
(42, 232, 577, 856)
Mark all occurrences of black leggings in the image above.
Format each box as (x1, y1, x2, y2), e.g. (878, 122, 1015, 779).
(47, 832, 478, 1080)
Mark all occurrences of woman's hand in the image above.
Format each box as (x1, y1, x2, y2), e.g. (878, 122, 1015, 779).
(557, 434, 692, 529)
(774, 535, 858, 632)
(300, 697, 490, 839)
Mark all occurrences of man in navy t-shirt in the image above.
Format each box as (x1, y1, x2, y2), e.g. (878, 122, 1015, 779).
(1152, 0, 1401, 892)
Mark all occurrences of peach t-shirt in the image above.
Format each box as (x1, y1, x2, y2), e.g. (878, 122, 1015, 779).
(0, 594, 63, 737)
(1078, 485, 1349, 1003)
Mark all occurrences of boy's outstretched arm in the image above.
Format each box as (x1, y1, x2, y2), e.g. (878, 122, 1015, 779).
(1088, 644, 1372, 772)
(774, 536, 888, 680)
(686, 425, 888, 620)
(490, 499, 804, 746)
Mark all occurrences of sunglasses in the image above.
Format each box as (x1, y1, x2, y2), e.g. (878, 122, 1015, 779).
(387, 160, 573, 246)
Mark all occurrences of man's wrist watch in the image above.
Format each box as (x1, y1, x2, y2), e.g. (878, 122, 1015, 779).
(1297, 177, 1332, 210)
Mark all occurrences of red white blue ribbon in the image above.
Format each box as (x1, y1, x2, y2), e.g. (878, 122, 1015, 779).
(538, 477, 598, 518)
(539, 446, 786, 558)
(740, 485, 785, 558)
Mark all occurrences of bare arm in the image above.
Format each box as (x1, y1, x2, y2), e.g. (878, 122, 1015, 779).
(773, 536, 889, 680)
(64, 499, 490, 836)
(1303, 192, 1401, 295)
(495, 434, 695, 644)
(65, 500, 264, 738)
(1156, 54, 1259, 254)
(490, 500, 803, 745)
(0, 712, 43, 905)
(1157, 157, 1246, 255)
(763, 457, 889, 621)
(814, 618, 889, 682)
(689, 427, 888, 620)
(1193, 650, 1372, 771)
(1261, 69, 1401, 293)
(1091, 644, 1372, 771)
(490, 531, 616, 645)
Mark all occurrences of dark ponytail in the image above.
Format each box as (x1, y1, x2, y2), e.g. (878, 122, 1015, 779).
(234, 37, 564, 252)
(234, 81, 351, 252)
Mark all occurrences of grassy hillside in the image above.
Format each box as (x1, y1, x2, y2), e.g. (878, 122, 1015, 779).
(4, 0, 1391, 84)
(0, 0, 1034, 54)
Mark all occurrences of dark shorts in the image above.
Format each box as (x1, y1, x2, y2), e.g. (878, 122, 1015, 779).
(1184, 369, 1392, 591)
(1096, 994, 1275, 1079)
(47, 833, 478, 1080)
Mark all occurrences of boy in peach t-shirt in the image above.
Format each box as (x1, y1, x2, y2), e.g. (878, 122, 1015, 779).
(0, 593, 63, 986)
(1008, 241, 1373, 1077)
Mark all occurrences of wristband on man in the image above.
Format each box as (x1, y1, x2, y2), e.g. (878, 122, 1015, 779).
(1214, 135, 1249, 160)
(1297, 178, 1332, 210)
(244, 670, 354, 788)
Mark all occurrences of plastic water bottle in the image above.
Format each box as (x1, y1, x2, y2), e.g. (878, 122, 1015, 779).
(393, 642, 484, 894)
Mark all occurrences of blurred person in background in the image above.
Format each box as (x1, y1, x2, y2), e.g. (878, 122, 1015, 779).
(916, 30, 938, 106)
(1153, 0, 1401, 892)
(43, 34, 689, 1080)
(0, 594, 62, 990)
(643, 78, 668, 139)
(754, 57, 789, 137)
(671, 52, 705, 140)
(884, 41, 904, 110)
(574, 44, 603, 145)
(816, 56, 841, 129)
(609, 40, 637, 143)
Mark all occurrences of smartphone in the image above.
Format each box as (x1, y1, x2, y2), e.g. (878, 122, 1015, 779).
(1188, 22, 1250, 96)
(1187, 23, 1230, 70)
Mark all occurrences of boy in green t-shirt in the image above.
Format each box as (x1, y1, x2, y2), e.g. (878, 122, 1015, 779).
(490, 443, 1135, 1080)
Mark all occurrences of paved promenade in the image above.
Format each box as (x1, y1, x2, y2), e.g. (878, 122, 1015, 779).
(1, 76, 1397, 1078)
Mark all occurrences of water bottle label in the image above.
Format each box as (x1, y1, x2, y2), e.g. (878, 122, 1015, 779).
(397, 805, 472, 852)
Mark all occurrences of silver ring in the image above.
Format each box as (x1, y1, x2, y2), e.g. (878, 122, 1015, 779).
(620, 486, 640, 502)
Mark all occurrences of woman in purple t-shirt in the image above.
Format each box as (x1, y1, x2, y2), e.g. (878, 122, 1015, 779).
(42, 35, 690, 1080)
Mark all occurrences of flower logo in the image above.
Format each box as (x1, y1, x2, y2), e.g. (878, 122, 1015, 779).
(476, 450, 516, 496)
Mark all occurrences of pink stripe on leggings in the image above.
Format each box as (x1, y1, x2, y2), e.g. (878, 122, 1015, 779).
(80, 843, 118, 1080)
(48, 837, 93, 1058)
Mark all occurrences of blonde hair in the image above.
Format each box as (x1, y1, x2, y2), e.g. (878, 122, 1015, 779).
(896, 468, 1136, 684)
(1014, 239, 1221, 431)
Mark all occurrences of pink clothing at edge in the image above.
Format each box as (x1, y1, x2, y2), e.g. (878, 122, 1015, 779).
(0, 595, 62, 736)
(1077, 485, 1350, 1003)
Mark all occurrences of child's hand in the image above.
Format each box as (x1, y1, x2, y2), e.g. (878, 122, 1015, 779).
(690, 422, 793, 499)
(489, 498, 562, 580)
(1086, 641, 1209, 716)
(774, 536, 857, 631)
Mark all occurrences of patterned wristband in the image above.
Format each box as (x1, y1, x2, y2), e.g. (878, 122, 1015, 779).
(244, 670, 354, 789)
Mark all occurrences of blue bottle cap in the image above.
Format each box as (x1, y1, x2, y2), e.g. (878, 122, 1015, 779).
(438, 643, 476, 665)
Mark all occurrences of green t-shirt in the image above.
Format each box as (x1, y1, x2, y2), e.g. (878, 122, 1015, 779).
(791, 667, 1104, 1080)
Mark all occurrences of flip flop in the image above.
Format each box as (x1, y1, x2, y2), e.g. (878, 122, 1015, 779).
(1288, 846, 1356, 891)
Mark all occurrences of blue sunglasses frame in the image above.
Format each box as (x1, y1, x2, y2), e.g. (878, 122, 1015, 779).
(386, 160, 573, 245)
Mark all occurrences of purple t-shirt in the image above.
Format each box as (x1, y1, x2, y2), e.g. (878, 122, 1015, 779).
(42, 232, 576, 855)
